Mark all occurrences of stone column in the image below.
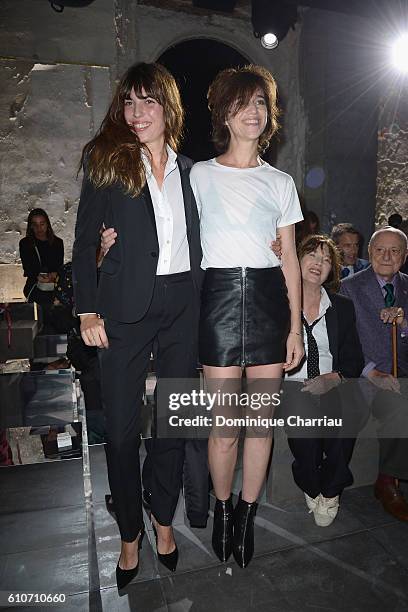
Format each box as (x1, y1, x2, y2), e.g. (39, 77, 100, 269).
(376, 76, 408, 227)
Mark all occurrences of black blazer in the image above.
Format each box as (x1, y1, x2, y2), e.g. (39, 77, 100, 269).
(19, 236, 64, 297)
(72, 155, 203, 323)
(325, 292, 364, 378)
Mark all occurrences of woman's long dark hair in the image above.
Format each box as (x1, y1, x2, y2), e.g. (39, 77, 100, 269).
(80, 62, 184, 197)
(26, 208, 55, 245)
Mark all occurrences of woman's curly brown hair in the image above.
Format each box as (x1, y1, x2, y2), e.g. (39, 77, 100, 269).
(207, 64, 280, 154)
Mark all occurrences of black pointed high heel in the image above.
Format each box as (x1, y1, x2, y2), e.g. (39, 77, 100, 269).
(116, 529, 145, 590)
(151, 522, 178, 572)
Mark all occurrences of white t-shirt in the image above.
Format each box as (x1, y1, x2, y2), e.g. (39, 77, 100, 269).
(189, 158, 303, 269)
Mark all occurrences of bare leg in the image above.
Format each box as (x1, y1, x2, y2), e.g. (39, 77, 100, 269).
(151, 515, 176, 555)
(204, 365, 242, 500)
(118, 530, 143, 570)
(242, 364, 283, 502)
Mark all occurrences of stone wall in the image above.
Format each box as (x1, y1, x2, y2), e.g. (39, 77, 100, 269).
(0, 60, 110, 262)
(376, 77, 408, 226)
(0, 0, 115, 263)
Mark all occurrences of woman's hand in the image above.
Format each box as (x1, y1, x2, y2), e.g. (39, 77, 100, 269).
(301, 372, 342, 395)
(283, 332, 304, 371)
(101, 227, 117, 256)
(270, 232, 282, 259)
(37, 273, 52, 283)
(80, 314, 109, 349)
(37, 272, 57, 283)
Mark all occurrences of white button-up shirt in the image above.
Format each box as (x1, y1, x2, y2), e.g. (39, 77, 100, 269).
(288, 287, 333, 380)
(78, 146, 190, 316)
(143, 146, 190, 276)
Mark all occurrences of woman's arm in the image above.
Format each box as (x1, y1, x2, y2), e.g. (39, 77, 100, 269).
(56, 237, 64, 271)
(46, 238, 64, 281)
(72, 174, 109, 348)
(19, 238, 39, 278)
(279, 224, 304, 371)
(72, 175, 108, 311)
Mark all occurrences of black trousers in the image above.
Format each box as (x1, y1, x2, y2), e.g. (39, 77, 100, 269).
(287, 384, 408, 497)
(282, 383, 358, 499)
(99, 272, 198, 542)
(288, 437, 356, 499)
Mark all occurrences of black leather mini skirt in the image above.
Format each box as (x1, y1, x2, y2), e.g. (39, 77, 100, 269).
(199, 267, 290, 367)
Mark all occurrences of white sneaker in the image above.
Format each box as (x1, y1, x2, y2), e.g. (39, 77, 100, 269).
(313, 495, 339, 527)
(304, 492, 319, 512)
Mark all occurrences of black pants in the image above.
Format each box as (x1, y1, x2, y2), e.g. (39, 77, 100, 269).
(282, 383, 358, 499)
(287, 384, 408, 497)
(288, 437, 356, 499)
(99, 272, 198, 542)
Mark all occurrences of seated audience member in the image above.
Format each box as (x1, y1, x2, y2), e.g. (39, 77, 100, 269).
(340, 226, 408, 521)
(19, 209, 64, 308)
(285, 235, 364, 526)
(388, 213, 403, 229)
(331, 223, 369, 278)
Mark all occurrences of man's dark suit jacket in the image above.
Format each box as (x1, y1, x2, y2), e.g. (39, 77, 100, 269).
(72, 154, 202, 323)
(325, 292, 364, 378)
(340, 266, 408, 375)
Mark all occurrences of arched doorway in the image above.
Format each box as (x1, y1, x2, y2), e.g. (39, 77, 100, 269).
(158, 39, 249, 161)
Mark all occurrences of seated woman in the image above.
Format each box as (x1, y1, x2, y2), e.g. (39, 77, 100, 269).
(19, 208, 64, 309)
(285, 234, 364, 526)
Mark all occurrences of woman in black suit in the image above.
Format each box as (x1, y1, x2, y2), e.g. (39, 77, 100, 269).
(285, 234, 364, 526)
(72, 63, 202, 589)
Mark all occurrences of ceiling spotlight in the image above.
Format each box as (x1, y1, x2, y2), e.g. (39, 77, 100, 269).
(391, 33, 408, 73)
(261, 33, 279, 49)
(252, 0, 298, 50)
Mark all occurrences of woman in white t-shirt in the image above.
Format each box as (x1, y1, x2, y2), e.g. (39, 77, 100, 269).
(189, 65, 304, 568)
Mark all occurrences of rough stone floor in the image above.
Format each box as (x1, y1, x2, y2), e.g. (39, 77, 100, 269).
(1, 445, 408, 612)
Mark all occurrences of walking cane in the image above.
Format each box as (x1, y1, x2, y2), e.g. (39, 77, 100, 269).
(392, 320, 398, 378)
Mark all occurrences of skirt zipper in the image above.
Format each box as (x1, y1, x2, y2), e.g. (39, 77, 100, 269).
(241, 267, 246, 368)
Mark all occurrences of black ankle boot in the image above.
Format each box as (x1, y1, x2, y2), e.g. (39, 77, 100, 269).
(233, 492, 258, 568)
(212, 495, 234, 562)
